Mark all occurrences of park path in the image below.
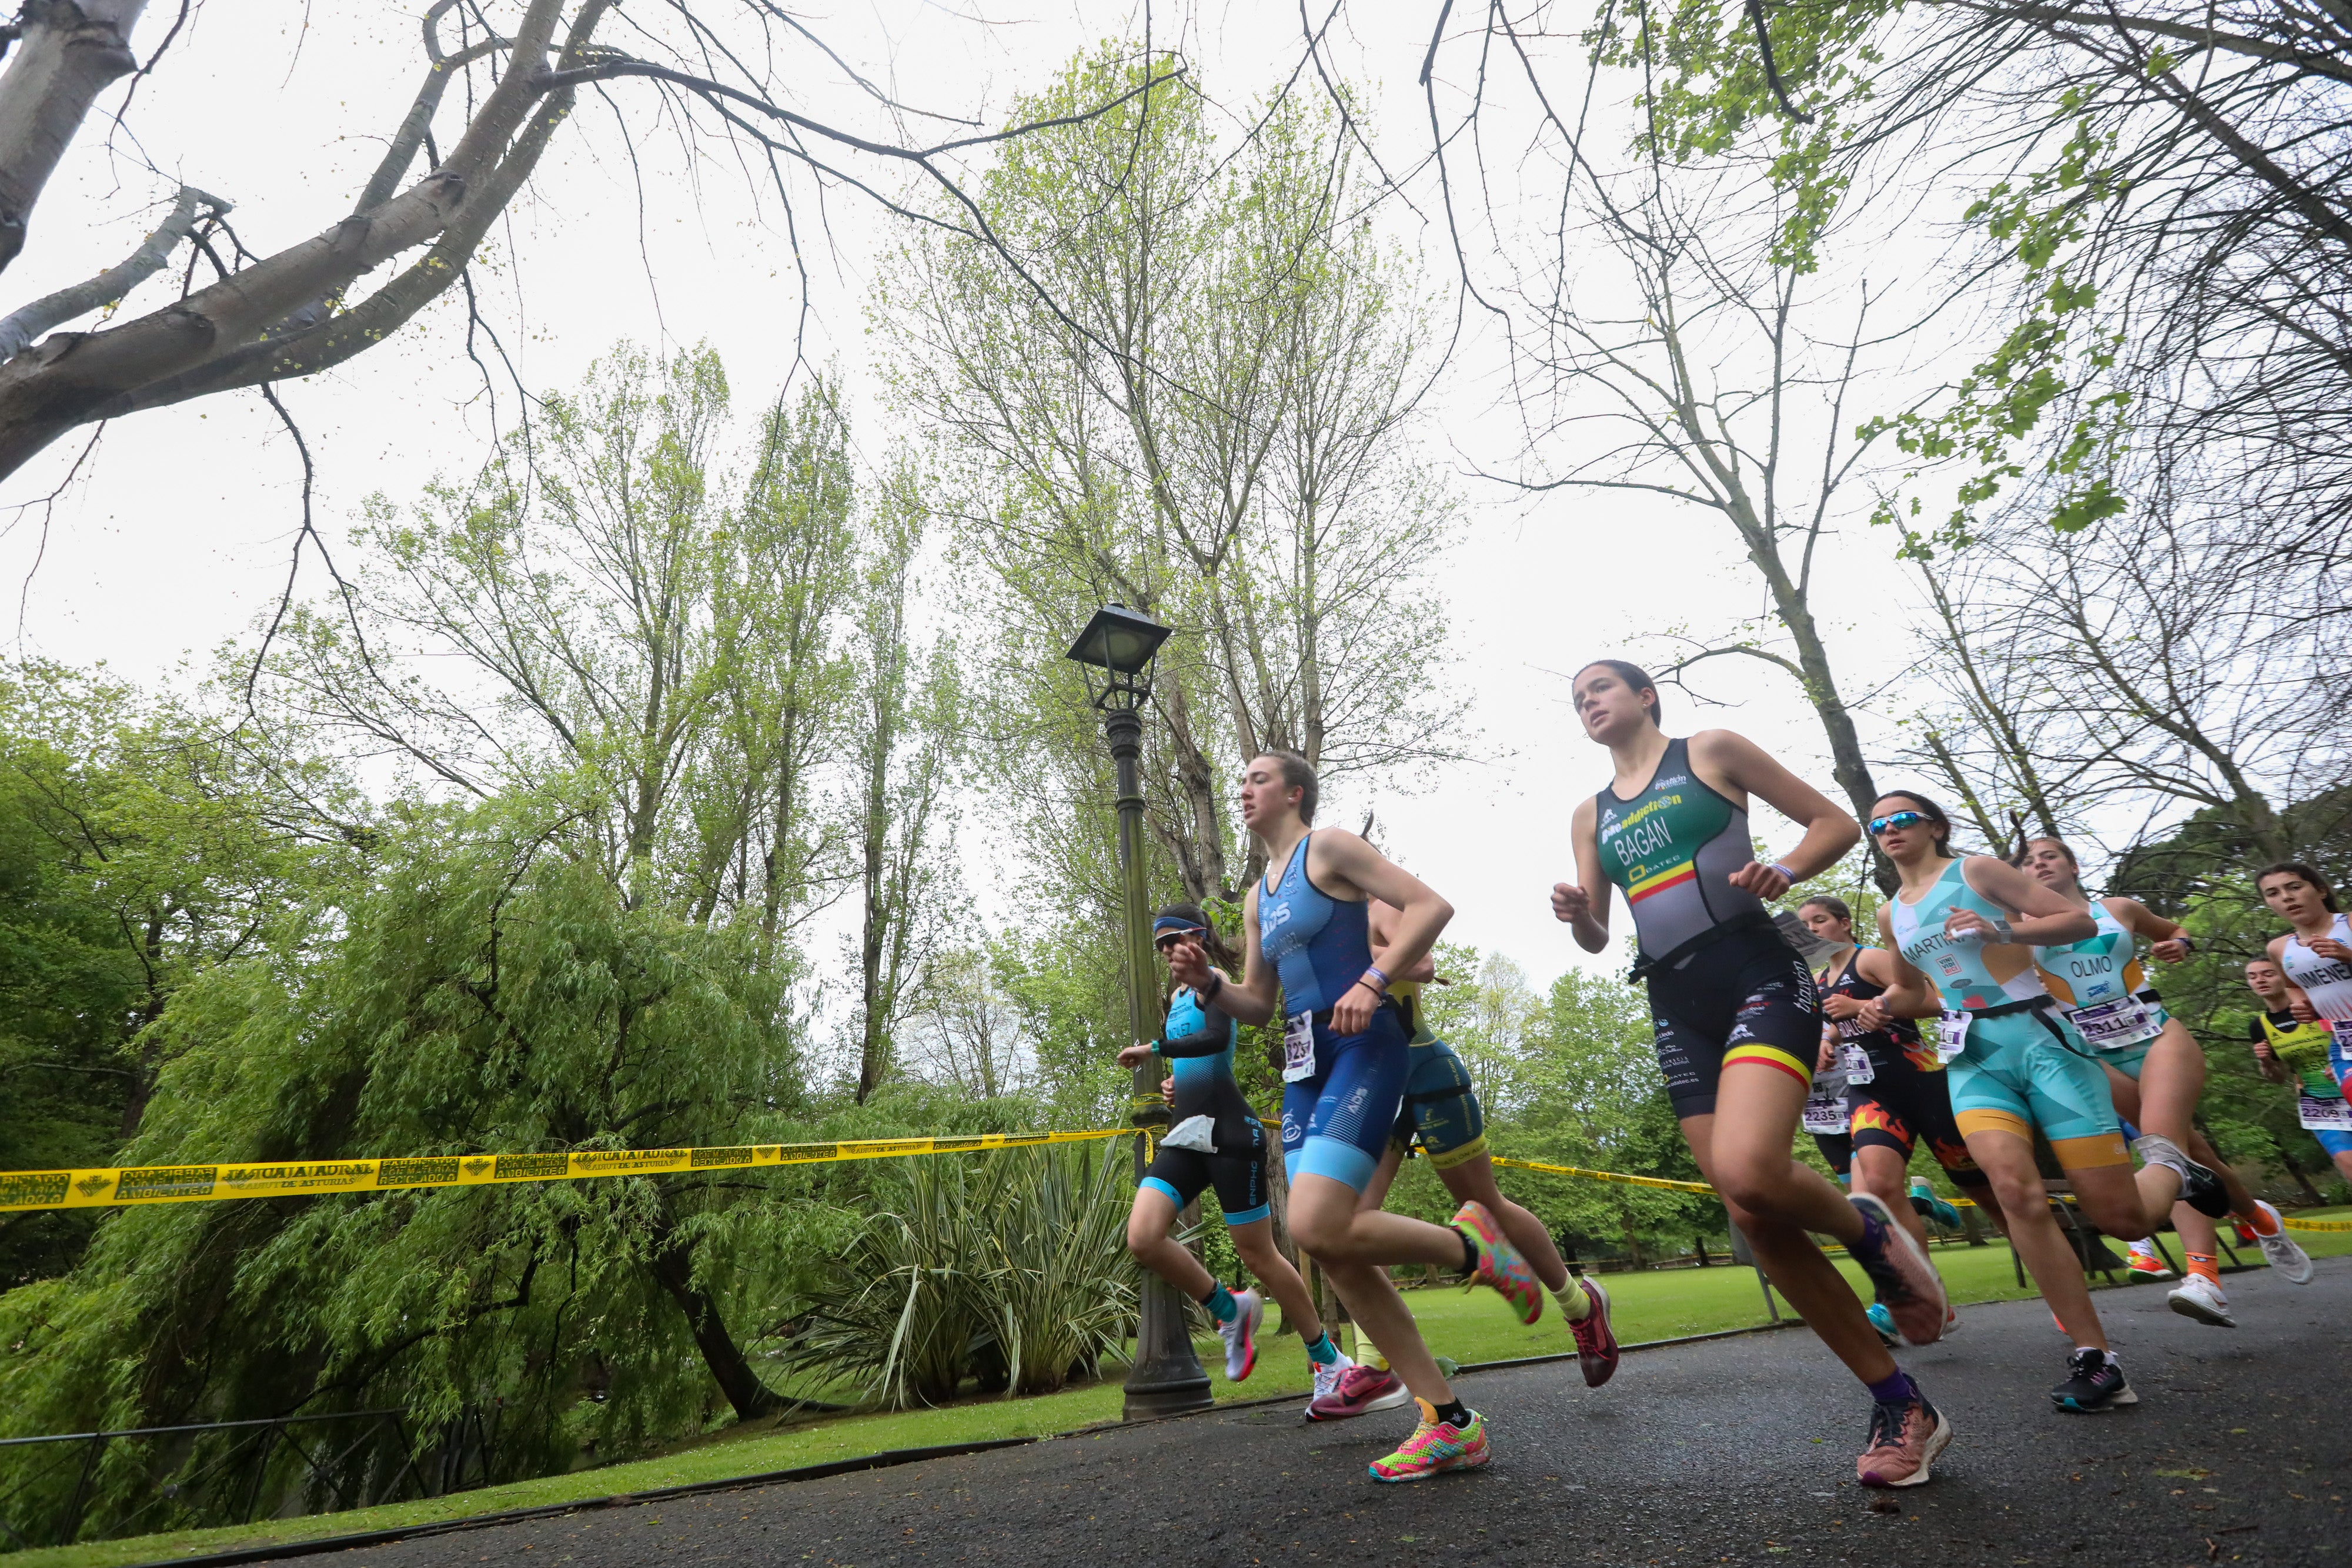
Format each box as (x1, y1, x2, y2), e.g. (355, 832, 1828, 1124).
(325, 1259, 2348, 1568)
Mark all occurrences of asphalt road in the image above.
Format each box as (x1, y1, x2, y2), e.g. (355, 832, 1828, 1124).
(338, 1258, 2350, 1568)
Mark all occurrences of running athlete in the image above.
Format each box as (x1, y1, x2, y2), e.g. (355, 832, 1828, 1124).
(1167, 751, 1538, 1483)
(1553, 661, 1952, 1489)
(2244, 955, 2352, 1191)
(1870, 793, 2220, 1413)
(2262, 861, 2352, 1178)
(1799, 894, 1994, 1340)
(2016, 838, 2312, 1321)
(1122, 904, 1356, 1397)
(1351, 898, 1622, 1393)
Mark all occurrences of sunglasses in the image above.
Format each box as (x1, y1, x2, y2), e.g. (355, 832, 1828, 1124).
(1867, 810, 1930, 836)
(1153, 928, 1205, 950)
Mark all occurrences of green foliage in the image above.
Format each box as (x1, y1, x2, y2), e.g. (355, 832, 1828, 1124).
(767, 1145, 1135, 1408)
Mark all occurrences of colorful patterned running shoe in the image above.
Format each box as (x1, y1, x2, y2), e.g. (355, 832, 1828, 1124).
(1217, 1286, 1262, 1381)
(1564, 1276, 1619, 1388)
(1306, 1362, 1411, 1422)
(2125, 1241, 2173, 1281)
(1856, 1392, 1952, 1487)
(1451, 1200, 1542, 1325)
(1847, 1192, 1946, 1345)
(1368, 1400, 1489, 1483)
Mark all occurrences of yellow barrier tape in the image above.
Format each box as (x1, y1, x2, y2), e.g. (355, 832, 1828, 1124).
(2281, 1213, 2352, 1232)
(0, 1130, 1131, 1214)
(1488, 1156, 1716, 1195)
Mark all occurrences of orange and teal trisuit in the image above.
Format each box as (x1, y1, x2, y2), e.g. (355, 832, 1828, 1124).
(1597, 737, 1819, 1114)
(1889, 859, 2127, 1170)
(2033, 900, 2170, 1079)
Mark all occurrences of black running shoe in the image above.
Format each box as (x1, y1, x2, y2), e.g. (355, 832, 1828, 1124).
(2132, 1133, 2231, 1219)
(2049, 1348, 2137, 1413)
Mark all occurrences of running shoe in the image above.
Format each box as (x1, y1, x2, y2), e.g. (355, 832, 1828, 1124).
(1367, 1401, 1489, 1483)
(1217, 1286, 1262, 1381)
(2126, 1242, 2173, 1281)
(1865, 1302, 1899, 1346)
(1451, 1200, 1542, 1325)
(2049, 1348, 2136, 1412)
(1309, 1351, 1355, 1405)
(1563, 1276, 1619, 1388)
(1848, 1192, 1947, 1345)
(2167, 1273, 2234, 1328)
(2130, 1133, 2231, 1218)
(1907, 1179, 1960, 1230)
(2248, 1201, 2314, 1283)
(1856, 1392, 1952, 1487)
(1307, 1362, 1411, 1421)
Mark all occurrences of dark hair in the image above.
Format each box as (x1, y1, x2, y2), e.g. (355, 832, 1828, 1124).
(1872, 790, 1953, 852)
(1576, 660, 1663, 726)
(2012, 835, 2079, 872)
(1799, 894, 1853, 925)
(2256, 861, 2341, 914)
(1155, 901, 1241, 975)
(1259, 750, 1319, 824)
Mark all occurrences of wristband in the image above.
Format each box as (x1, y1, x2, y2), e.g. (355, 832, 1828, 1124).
(2176, 934, 2196, 955)
(1771, 862, 1798, 885)
(1362, 964, 1389, 994)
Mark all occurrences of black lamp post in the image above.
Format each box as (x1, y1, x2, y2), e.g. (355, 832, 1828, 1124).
(1064, 602, 1213, 1419)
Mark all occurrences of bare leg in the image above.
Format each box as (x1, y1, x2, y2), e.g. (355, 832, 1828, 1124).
(1355, 1142, 1406, 1213)
(1227, 1218, 1324, 1344)
(1969, 1129, 2110, 1350)
(1853, 1144, 1932, 1253)
(1288, 1173, 1465, 1405)
(1683, 1062, 1893, 1386)
(1435, 1155, 1572, 1293)
(1126, 1187, 1216, 1300)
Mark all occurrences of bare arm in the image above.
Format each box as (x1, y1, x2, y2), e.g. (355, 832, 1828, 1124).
(1950, 856, 2097, 947)
(1551, 795, 1612, 954)
(1168, 885, 1279, 1026)
(2109, 897, 2192, 963)
(1312, 832, 1452, 1033)
(1368, 900, 1439, 984)
(1689, 729, 1862, 899)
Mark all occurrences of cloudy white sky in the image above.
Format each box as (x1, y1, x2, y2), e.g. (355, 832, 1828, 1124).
(0, 2, 1965, 990)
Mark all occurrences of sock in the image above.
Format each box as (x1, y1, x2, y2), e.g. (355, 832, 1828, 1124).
(2186, 1251, 2220, 1284)
(1865, 1368, 1916, 1405)
(1302, 1330, 1340, 1366)
(1428, 1396, 1471, 1429)
(1454, 1227, 1480, 1276)
(2128, 1239, 2159, 1259)
(2076, 1345, 2112, 1367)
(2243, 1201, 2281, 1237)
(1553, 1279, 1593, 1321)
(1852, 1204, 1889, 1259)
(1201, 1282, 1237, 1324)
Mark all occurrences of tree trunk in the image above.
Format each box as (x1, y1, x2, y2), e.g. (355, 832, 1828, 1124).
(648, 1227, 783, 1422)
(0, 0, 148, 275)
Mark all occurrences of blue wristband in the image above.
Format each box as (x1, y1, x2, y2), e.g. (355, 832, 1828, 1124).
(1772, 862, 1798, 884)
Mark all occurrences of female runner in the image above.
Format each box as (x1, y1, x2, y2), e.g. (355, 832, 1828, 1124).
(1869, 793, 2219, 1412)
(2261, 862, 2352, 1168)
(1121, 904, 1355, 1398)
(2014, 838, 2311, 1323)
(1799, 894, 1995, 1339)
(1349, 899, 1621, 1395)
(1167, 751, 1539, 1483)
(2243, 955, 2352, 1190)
(1553, 661, 1950, 1489)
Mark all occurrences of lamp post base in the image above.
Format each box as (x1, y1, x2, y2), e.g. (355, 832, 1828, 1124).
(1122, 1273, 1215, 1419)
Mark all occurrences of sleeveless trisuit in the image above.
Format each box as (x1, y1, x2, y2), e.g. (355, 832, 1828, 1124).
(2033, 900, 2171, 1080)
(1140, 985, 1271, 1225)
(1820, 950, 1987, 1191)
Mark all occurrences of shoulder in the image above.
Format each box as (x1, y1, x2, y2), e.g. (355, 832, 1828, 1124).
(1857, 947, 1899, 983)
(2102, 895, 2150, 922)
(1572, 793, 1598, 831)
(2246, 1014, 2268, 1039)
(1682, 728, 1759, 798)
(2264, 931, 2289, 958)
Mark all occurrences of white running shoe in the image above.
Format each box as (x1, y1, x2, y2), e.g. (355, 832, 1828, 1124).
(2167, 1273, 2234, 1328)
(1310, 1350, 1355, 1403)
(1218, 1288, 1264, 1380)
(2249, 1202, 2314, 1283)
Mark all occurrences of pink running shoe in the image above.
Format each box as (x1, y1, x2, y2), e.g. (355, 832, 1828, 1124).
(1856, 1392, 1952, 1488)
(1305, 1362, 1412, 1422)
(1848, 1193, 1946, 1345)
(1452, 1200, 1542, 1325)
(1566, 1276, 1619, 1388)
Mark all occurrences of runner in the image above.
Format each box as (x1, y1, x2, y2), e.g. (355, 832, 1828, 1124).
(1798, 894, 1995, 1342)
(2243, 955, 2352, 1191)
(1349, 898, 1621, 1393)
(1165, 751, 1538, 1484)
(2014, 837, 2313, 1323)
(1553, 661, 1952, 1489)
(1121, 904, 1356, 1399)
(1869, 792, 2221, 1413)
(2262, 861, 2352, 1187)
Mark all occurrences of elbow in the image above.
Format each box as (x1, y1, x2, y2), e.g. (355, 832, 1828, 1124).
(1428, 895, 1455, 932)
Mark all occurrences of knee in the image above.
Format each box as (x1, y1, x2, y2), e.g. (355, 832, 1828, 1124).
(1126, 1210, 1164, 1259)
(1287, 1205, 1348, 1259)
(1712, 1154, 1800, 1219)
(1984, 1172, 2046, 1222)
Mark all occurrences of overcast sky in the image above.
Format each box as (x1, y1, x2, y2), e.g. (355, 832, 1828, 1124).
(0, 2, 1963, 992)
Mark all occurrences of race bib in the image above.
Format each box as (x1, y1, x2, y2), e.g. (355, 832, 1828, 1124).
(1282, 1010, 1317, 1082)
(2069, 995, 2161, 1051)
(1837, 1042, 1875, 1085)
(2297, 1093, 2352, 1132)
(1802, 1081, 1850, 1135)
(1935, 1009, 1970, 1064)
(2331, 1018, 2352, 1060)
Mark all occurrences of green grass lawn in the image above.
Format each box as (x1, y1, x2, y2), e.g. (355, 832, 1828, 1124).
(19, 1208, 2348, 1568)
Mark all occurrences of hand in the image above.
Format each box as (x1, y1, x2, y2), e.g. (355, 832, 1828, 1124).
(1944, 907, 1997, 942)
(1726, 861, 1793, 900)
(1164, 937, 1211, 991)
(2150, 937, 2191, 964)
(1161, 1075, 1175, 1109)
(1551, 882, 1592, 924)
(2253, 1042, 2277, 1062)
(1853, 997, 1893, 1032)
(2291, 995, 2319, 1023)
(1117, 1041, 1155, 1071)
(1822, 992, 1865, 1022)
(1329, 976, 1379, 1036)
(1816, 1038, 1838, 1072)
(2310, 937, 2352, 964)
